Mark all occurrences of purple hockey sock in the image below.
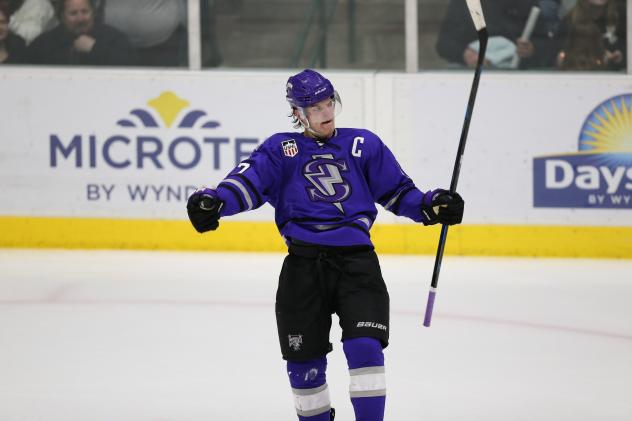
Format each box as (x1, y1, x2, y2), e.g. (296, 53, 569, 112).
(287, 357, 331, 421)
(343, 337, 386, 421)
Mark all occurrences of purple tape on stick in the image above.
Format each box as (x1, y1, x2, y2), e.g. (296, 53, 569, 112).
(423, 289, 436, 327)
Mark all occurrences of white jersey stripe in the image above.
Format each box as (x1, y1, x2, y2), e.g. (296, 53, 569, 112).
(222, 178, 254, 210)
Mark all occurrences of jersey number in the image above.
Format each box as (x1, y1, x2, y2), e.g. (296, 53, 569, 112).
(236, 162, 250, 174)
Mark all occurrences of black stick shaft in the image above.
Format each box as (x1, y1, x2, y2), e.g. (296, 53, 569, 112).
(423, 28, 488, 327)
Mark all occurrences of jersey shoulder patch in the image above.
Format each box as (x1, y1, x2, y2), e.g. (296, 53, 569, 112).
(281, 138, 299, 157)
(267, 132, 309, 160)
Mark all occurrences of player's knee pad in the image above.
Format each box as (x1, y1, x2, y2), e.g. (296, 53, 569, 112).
(287, 356, 327, 388)
(343, 337, 386, 399)
(343, 337, 384, 369)
(287, 357, 331, 419)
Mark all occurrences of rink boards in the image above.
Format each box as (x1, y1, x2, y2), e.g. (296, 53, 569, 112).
(0, 68, 630, 257)
(1, 217, 630, 258)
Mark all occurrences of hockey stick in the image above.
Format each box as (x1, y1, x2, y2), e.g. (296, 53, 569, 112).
(423, 0, 487, 327)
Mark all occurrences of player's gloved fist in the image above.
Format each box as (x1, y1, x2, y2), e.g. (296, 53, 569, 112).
(187, 188, 223, 233)
(421, 189, 464, 225)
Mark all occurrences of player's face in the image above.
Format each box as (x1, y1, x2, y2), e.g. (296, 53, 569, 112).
(0, 10, 8, 42)
(303, 97, 336, 138)
(62, 0, 95, 36)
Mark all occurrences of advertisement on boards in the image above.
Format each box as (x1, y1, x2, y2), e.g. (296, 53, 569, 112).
(533, 94, 632, 209)
(0, 70, 368, 220)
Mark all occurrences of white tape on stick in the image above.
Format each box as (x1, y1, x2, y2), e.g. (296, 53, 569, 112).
(465, 0, 487, 31)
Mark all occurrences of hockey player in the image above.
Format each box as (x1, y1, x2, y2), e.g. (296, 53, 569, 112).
(187, 69, 464, 421)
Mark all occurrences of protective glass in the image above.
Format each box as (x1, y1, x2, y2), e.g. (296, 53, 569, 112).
(304, 91, 342, 119)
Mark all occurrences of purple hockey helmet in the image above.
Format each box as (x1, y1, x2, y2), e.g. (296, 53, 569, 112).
(286, 69, 335, 108)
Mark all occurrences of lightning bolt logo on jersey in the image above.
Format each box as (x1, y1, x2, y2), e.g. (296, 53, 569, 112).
(303, 154, 351, 214)
(214, 128, 428, 247)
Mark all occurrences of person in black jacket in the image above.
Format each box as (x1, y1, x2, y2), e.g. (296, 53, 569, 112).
(436, 0, 557, 69)
(27, 0, 133, 65)
(0, 2, 27, 63)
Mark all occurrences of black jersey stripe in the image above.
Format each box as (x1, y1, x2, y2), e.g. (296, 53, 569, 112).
(389, 186, 416, 215)
(233, 173, 263, 208)
(219, 182, 246, 212)
(377, 188, 399, 206)
(356, 214, 376, 226)
(292, 216, 345, 223)
(349, 223, 370, 236)
(378, 184, 416, 211)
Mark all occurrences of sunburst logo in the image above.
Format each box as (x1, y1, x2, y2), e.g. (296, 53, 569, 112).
(579, 94, 632, 157)
(116, 91, 220, 129)
(533, 94, 632, 209)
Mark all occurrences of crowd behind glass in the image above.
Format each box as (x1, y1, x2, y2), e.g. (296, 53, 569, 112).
(0, 0, 626, 72)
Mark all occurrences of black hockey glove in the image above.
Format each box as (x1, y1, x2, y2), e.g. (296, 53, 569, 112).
(421, 189, 464, 226)
(187, 188, 223, 233)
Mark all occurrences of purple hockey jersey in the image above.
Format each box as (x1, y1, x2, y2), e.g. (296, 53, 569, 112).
(215, 128, 432, 247)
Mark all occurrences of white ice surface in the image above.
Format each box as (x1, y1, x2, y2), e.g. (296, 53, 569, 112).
(0, 250, 631, 421)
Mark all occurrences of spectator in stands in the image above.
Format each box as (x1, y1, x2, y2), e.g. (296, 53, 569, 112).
(48, 0, 103, 22)
(0, 0, 15, 13)
(539, 0, 562, 37)
(8, 0, 56, 44)
(103, 0, 187, 67)
(27, 0, 133, 65)
(0, 2, 27, 63)
(556, 0, 626, 71)
(436, 0, 557, 69)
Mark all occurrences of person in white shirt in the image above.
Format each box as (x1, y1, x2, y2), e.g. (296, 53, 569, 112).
(103, 0, 186, 66)
(8, 0, 56, 44)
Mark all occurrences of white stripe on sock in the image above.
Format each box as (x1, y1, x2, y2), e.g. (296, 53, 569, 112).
(349, 366, 386, 397)
(292, 383, 331, 416)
